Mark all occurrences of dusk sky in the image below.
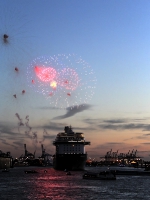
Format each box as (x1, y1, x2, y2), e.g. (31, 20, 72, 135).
(1, 0, 150, 160)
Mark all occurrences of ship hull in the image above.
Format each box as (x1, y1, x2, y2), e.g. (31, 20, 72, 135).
(53, 154, 87, 170)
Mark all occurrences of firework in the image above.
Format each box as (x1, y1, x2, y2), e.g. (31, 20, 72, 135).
(27, 54, 96, 108)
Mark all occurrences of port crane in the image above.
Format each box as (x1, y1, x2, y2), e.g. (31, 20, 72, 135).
(39, 144, 53, 166)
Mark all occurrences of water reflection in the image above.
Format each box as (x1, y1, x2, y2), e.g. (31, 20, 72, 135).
(1, 167, 150, 199)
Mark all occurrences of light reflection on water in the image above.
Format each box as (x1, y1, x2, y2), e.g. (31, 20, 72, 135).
(0, 166, 150, 199)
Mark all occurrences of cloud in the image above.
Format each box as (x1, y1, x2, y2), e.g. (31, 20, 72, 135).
(83, 117, 150, 131)
(44, 135, 56, 140)
(0, 123, 14, 135)
(0, 122, 24, 138)
(141, 142, 150, 145)
(143, 133, 150, 136)
(0, 138, 18, 149)
(103, 119, 127, 124)
(38, 106, 60, 110)
(83, 118, 100, 125)
(99, 123, 150, 131)
(106, 142, 124, 145)
(13, 141, 24, 147)
(53, 104, 92, 120)
(95, 142, 124, 149)
(41, 121, 66, 131)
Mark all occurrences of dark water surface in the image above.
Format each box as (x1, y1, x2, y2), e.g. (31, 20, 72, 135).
(0, 166, 150, 200)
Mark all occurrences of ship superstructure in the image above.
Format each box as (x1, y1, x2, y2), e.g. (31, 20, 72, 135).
(53, 126, 90, 170)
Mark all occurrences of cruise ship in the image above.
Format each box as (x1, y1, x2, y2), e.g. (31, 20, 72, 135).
(53, 126, 90, 170)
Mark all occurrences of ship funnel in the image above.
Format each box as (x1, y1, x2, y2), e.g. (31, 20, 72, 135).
(64, 126, 69, 133)
(64, 126, 73, 134)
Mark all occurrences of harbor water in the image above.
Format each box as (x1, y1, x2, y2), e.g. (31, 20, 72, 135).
(0, 166, 150, 200)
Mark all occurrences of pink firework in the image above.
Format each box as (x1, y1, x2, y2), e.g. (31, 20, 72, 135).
(34, 66, 57, 82)
(27, 54, 97, 108)
(57, 68, 79, 90)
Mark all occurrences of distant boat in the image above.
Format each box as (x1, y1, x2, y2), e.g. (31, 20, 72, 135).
(83, 170, 116, 180)
(24, 170, 38, 174)
(2, 168, 9, 172)
(66, 171, 71, 175)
